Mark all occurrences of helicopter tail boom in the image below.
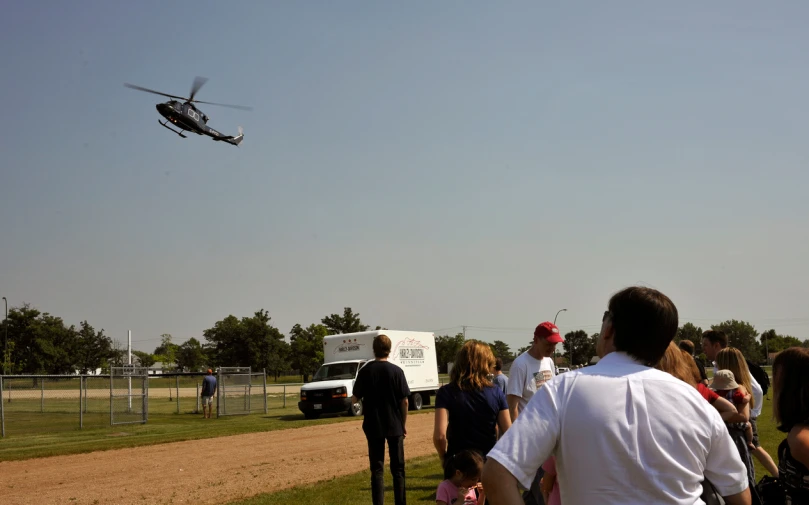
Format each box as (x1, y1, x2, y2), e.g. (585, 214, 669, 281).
(212, 126, 244, 147)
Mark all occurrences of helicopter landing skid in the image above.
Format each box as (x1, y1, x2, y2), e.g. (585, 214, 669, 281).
(159, 119, 187, 138)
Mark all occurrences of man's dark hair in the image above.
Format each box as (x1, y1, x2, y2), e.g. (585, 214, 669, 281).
(494, 357, 503, 371)
(678, 340, 695, 354)
(773, 347, 809, 432)
(373, 334, 391, 358)
(608, 286, 678, 365)
(702, 330, 728, 348)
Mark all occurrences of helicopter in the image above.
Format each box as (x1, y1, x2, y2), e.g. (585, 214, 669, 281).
(124, 77, 251, 146)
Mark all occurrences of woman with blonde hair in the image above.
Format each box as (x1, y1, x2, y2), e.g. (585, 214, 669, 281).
(434, 341, 511, 505)
(715, 348, 754, 413)
(434, 340, 511, 463)
(714, 346, 765, 489)
(716, 347, 780, 479)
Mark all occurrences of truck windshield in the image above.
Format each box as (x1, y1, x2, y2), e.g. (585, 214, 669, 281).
(312, 363, 359, 382)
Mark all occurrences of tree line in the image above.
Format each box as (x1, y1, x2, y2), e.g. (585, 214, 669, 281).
(2, 302, 806, 377)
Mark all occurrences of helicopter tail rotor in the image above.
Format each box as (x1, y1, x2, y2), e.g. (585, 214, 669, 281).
(231, 126, 244, 146)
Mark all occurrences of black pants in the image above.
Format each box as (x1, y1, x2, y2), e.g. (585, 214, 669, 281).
(367, 435, 406, 505)
(522, 466, 546, 505)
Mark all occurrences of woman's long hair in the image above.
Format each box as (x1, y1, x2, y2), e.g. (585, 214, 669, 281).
(655, 341, 697, 388)
(772, 347, 809, 432)
(680, 348, 704, 386)
(716, 347, 754, 410)
(450, 340, 496, 392)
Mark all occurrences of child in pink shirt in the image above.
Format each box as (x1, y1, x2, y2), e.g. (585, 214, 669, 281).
(540, 456, 561, 505)
(436, 450, 484, 505)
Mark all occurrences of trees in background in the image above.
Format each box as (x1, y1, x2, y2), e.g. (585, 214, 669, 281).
(321, 307, 371, 335)
(203, 310, 289, 374)
(435, 333, 465, 373)
(710, 320, 763, 362)
(288, 324, 328, 382)
(488, 340, 512, 361)
(3, 301, 808, 376)
(562, 330, 595, 366)
(0, 304, 114, 375)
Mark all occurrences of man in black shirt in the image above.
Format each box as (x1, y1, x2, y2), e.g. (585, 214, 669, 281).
(351, 334, 411, 505)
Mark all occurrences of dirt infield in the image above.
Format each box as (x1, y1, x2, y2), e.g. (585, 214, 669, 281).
(0, 413, 437, 505)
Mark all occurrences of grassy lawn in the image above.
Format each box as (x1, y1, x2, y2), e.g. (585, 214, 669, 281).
(230, 454, 444, 505)
(227, 396, 784, 505)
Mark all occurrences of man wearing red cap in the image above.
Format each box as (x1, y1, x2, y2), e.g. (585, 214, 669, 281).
(201, 368, 217, 419)
(506, 321, 564, 505)
(507, 321, 564, 422)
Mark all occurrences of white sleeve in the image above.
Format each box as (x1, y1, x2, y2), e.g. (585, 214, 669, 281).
(486, 383, 560, 489)
(703, 409, 750, 496)
(507, 359, 525, 398)
(749, 374, 763, 411)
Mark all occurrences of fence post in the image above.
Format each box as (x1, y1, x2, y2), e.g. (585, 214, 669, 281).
(263, 369, 267, 414)
(41, 378, 45, 413)
(176, 375, 180, 414)
(110, 366, 113, 426)
(143, 375, 148, 423)
(283, 384, 286, 408)
(79, 376, 84, 429)
(196, 382, 200, 414)
(216, 370, 221, 418)
(1, 376, 5, 437)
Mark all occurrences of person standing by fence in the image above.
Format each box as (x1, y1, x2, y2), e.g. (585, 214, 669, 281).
(201, 369, 217, 419)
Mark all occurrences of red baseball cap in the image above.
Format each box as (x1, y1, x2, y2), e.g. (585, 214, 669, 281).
(534, 322, 564, 343)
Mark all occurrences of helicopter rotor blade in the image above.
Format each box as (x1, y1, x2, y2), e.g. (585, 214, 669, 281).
(188, 76, 208, 102)
(192, 99, 253, 111)
(124, 83, 188, 101)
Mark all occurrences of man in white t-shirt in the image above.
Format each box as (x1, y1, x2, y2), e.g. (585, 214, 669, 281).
(505, 321, 563, 505)
(507, 321, 563, 421)
(483, 286, 751, 505)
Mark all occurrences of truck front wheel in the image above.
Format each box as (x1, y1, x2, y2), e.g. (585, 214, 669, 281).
(349, 399, 363, 416)
(409, 393, 423, 411)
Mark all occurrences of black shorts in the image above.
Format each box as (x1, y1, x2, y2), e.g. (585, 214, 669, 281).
(750, 416, 760, 448)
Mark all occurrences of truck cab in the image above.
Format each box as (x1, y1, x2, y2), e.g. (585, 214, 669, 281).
(298, 360, 368, 419)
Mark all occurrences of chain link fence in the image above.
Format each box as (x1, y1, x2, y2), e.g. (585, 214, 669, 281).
(0, 371, 433, 437)
(0, 370, 273, 437)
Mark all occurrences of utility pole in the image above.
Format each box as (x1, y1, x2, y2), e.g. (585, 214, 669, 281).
(763, 332, 769, 366)
(462, 326, 466, 339)
(2, 297, 7, 376)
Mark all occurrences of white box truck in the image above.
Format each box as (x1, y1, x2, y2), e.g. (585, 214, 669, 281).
(298, 330, 440, 419)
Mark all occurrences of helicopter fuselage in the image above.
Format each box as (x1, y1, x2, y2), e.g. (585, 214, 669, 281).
(155, 100, 242, 146)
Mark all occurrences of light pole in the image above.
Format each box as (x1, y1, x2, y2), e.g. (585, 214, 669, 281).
(553, 309, 567, 368)
(2, 297, 7, 375)
(763, 332, 769, 366)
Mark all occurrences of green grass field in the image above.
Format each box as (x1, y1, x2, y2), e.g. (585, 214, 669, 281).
(225, 395, 784, 505)
(232, 454, 444, 505)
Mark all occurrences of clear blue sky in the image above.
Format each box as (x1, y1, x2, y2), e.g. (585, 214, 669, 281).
(1, 2, 807, 353)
